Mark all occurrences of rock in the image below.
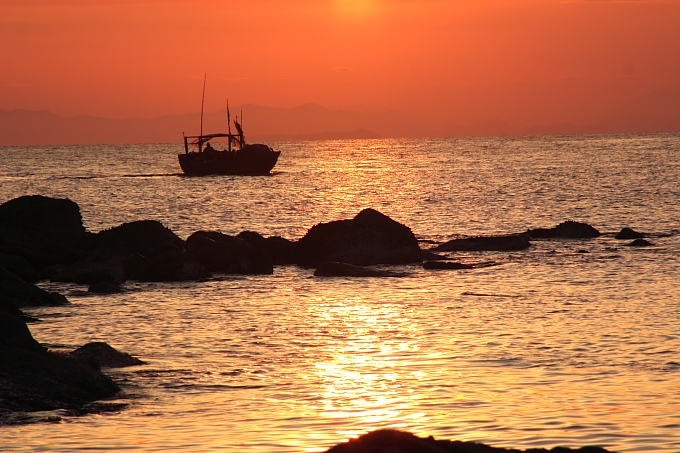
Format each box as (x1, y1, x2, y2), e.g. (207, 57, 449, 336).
(434, 235, 530, 252)
(67, 342, 144, 369)
(0, 267, 71, 308)
(526, 221, 601, 239)
(0, 195, 88, 247)
(314, 261, 406, 277)
(615, 227, 645, 239)
(237, 231, 298, 265)
(186, 231, 273, 274)
(324, 429, 615, 453)
(0, 253, 39, 283)
(423, 261, 474, 270)
(0, 315, 120, 419)
(126, 249, 211, 282)
(625, 238, 653, 247)
(296, 209, 422, 267)
(94, 220, 185, 258)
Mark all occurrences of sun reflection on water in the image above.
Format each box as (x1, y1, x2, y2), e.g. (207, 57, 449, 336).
(304, 296, 429, 439)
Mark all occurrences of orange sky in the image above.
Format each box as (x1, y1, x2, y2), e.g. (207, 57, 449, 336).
(2, 0, 680, 132)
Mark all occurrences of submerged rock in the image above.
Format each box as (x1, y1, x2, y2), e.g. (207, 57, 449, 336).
(615, 227, 645, 240)
(324, 429, 615, 453)
(434, 234, 530, 252)
(625, 238, 653, 247)
(67, 342, 144, 369)
(296, 208, 422, 266)
(526, 221, 601, 239)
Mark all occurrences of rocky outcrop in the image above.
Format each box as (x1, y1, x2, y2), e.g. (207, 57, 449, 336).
(325, 429, 614, 453)
(296, 209, 422, 267)
(526, 221, 601, 239)
(0, 195, 92, 274)
(434, 234, 530, 252)
(0, 314, 121, 423)
(186, 231, 273, 274)
(237, 231, 298, 265)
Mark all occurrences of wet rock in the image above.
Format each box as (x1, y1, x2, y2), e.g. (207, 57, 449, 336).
(423, 261, 474, 270)
(625, 238, 653, 247)
(324, 429, 615, 453)
(615, 227, 645, 239)
(526, 221, 601, 239)
(67, 342, 144, 369)
(314, 261, 406, 277)
(186, 231, 273, 274)
(434, 234, 530, 252)
(296, 208, 422, 267)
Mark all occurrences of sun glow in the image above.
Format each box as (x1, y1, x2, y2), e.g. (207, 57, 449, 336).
(333, 0, 380, 17)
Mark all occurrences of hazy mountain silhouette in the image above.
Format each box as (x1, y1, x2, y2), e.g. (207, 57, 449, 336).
(1, 91, 678, 146)
(0, 104, 428, 146)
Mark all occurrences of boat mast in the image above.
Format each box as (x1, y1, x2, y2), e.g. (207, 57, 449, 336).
(227, 99, 232, 152)
(199, 73, 207, 151)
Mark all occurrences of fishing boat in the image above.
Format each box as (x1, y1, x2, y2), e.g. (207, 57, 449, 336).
(178, 128, 280, 176)
(178, 77, 280, 176)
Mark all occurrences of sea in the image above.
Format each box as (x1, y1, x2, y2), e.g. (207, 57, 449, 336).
(1, 133, 679, 452)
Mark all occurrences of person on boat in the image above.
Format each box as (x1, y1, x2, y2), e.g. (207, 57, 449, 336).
(204, 142, 217, 156)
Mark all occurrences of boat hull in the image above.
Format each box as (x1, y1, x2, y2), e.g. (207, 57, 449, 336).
(178, 144, 280, 176)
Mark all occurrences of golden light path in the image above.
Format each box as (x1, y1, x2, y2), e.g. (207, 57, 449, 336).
(294, 294, 433, 451)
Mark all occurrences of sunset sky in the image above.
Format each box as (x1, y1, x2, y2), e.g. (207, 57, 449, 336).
(2, 0, 680, 133)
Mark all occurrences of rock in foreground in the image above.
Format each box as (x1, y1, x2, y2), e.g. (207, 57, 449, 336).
(325, 429, 615, 453)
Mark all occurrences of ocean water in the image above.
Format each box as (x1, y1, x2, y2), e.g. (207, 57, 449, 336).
(1, 134, 679, 452)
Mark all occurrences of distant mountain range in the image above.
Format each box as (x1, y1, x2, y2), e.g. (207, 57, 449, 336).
(2, 90, 679, 146)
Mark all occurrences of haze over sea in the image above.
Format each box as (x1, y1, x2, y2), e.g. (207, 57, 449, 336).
(1, 133, 679, 452)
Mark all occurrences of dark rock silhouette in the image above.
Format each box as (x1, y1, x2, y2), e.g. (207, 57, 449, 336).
(94, 220, 185, 258)
(186, 231, 274, 274)
(0, 314, 120, 422)
(615, 227, 645, 239)
(625, 238, 653, 247)
(526, 221, 601, 239)
(67, 342, 144, 369)
(0, 195, 88, 246)
(434, 235, 530, 252)
(314, 261, 407, 277)
(296, 209, 422, 266)
(324, 429, 615, 453)
(237, 231, 298, 265)
(0, 195, 91, 272)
